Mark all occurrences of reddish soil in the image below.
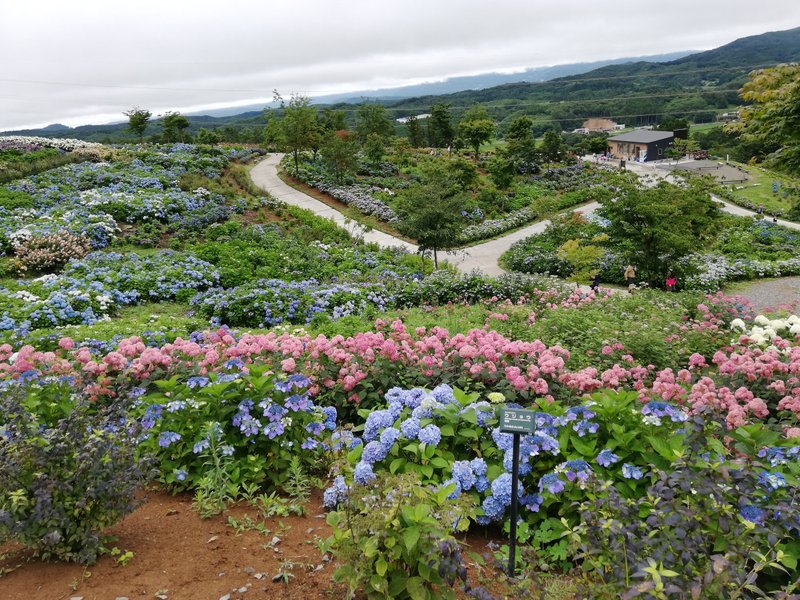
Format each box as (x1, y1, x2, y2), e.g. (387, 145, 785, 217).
(0, 491, 521, 600)
(0, 490, 345, 600)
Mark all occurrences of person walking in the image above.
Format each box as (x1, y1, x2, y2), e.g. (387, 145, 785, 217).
(590, 272, 601, 291)
(665, 270, 677, 292)
(624, 264, 636, 292)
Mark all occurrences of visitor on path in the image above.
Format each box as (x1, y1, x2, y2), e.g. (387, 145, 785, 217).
(590, 273, 601, 291)
(624, 264, 636, 287)
(666, 271, 676, 292)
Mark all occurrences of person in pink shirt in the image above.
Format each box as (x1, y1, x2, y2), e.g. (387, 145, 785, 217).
(666, 271, 677, 292)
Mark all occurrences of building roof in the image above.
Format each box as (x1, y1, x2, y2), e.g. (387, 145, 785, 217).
(608, 130, 674, 143)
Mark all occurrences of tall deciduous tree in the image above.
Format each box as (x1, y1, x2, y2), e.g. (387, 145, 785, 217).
(729, 64, 800, 174)
(355, 103, 394, 142)
(597, 176, 720, 283)
(278, 94, 319, 176)
(320, 132, 358, 184)
(427, 103, 454, 149)
(396, 162, 467, 268)
(540, 129, 566, 167)
(161, 111, 190, 143)
(405, 115, 424, 147)
(458, 105, 495, 160)
(123, 107, 151, 143)
(505, 115, 539, 173)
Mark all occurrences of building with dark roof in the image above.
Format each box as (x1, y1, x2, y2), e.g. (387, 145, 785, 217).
(607, 130, 675, 162)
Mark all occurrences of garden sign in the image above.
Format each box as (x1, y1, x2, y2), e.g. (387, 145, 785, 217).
(498, 407, 536, 576)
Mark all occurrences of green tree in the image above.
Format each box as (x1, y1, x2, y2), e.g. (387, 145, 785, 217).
(427, 104, 454, 148)
(196, 128, 221, 145)
(161, 111, 190, 143)
(405, 115, 425, 147)
(486, 148, 516, 190)
(278, 93, 320, 176)
(540, 129, 566, 167)
(396, 163, 467, 268)
(657, 116, 690, 132)
(355, 103, 394, 142)
(123, 107, 151, 143)
(666, 138, 700, 164)
(597, 176, 720, 284)
(319, 108, 347, 134)
(505, 115, 539, 173)
(730, 64, 800, 174)
(320, 133, 359, 184)
(458, 105, 495, 160)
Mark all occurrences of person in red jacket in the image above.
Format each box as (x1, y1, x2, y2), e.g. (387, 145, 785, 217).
(666, 271, 677, 292)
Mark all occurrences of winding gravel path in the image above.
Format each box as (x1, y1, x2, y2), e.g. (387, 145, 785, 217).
(249, 155, 800, 279)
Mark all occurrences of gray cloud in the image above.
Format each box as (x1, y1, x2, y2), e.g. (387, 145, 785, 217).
(1, 0, 798, 130)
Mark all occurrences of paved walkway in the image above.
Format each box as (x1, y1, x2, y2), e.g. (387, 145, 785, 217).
(250, 155, 418, 252)
(249, 155, 800, 277)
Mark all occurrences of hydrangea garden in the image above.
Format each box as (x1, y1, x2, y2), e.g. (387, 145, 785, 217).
(1, 137, 799, 599)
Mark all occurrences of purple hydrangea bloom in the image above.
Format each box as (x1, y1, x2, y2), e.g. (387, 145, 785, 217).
(539, 473, 565, 494)
(400, 418, 421, 440)
(323, 475, 348, 509)
(740, 505, 766, 524)
(158, 430, 181, 448)
(361, 440, 389, 464)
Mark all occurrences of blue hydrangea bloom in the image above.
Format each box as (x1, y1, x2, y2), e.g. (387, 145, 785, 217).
(323, 475, 348, 509)
(596, 449, 620, 467)
(400, 418, 421, 440)
(740, 505, 767, 524)
(539, 473, 565, 494)
(622, 463, 645, 480)
(418, 424, 442, 447)
(354, 461, 376, 484)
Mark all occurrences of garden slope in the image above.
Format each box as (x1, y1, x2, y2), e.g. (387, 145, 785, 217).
(249, 154, 601, 276)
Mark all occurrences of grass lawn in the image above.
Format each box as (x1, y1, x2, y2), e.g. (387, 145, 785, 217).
(727, 162, 799, 213)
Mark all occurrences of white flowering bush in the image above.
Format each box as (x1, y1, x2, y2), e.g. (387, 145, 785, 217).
(730, 314, 800, 345)
(0, 136, 102, 152)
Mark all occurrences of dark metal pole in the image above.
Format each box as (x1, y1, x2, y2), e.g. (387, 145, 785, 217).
(508, 432, 520, 577)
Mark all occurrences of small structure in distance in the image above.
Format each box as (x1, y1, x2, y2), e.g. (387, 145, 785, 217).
(396, 113, 431, 124)
(573, 118, 625, 134)
(607, 130, 677, 162)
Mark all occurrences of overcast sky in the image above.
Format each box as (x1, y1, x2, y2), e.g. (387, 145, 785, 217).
(1, 0, 798, 131)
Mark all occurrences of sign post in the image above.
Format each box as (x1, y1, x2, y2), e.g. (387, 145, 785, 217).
(498, 407, 536, 577)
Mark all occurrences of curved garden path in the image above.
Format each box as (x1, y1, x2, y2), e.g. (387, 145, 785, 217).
(249, 155, 800, 277)
(249, 154, 598, 276)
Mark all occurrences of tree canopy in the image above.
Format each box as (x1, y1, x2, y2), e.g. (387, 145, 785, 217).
(597, 176, 721, 283)
(458, 105, 495, 160)
(123, 107, 151, 142)
(395, 161, 468, 268)
(730, 63, 800, 174)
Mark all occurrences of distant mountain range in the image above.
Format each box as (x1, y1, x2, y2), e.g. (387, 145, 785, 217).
(187, 50, 693, 118)
(4, 26, 799, 140)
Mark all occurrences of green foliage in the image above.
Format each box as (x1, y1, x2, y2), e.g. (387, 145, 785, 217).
(160, 112, 191, 143)
(277, 93, 321, 176)
(321, 133, 359, 183)
(0, 389, 153, 563)
(458, 105, 495, 159)
(731, 64, 800, 174)
(356, 103, 395, 143)
(325, 472, 473, 600)
(395, 161, 468, 268)
(427, 104, 454, 148)
(135, 367, 332, 492)
(0, 188, 34, 210)
(123, 107, 151, 142)
(597, 176, 722, 283)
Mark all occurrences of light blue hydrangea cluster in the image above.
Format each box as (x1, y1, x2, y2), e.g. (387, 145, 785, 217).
(641, 401, 689, 425)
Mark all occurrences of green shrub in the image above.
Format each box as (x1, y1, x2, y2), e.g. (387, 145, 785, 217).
(0, 387, 153, 564)
(325, 472, 478, 600)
